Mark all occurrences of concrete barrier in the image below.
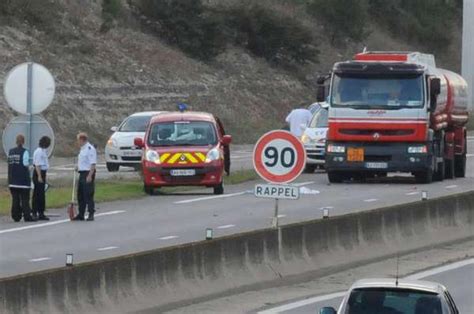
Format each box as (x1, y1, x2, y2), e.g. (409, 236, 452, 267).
(1, 192, 474, 313)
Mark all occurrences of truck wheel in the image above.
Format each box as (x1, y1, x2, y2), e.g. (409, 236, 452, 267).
(327, 171, 344, 183)
(144, 185, 154, 195)
(445, 158, 455, 179)
(415, 169, 433, 184)
(454, 153, 466, 178)
(304, 164, 316, 173)
(106, 163, 119, 172)
(433, 159, 445, 181)
(213, 182, 224, 195)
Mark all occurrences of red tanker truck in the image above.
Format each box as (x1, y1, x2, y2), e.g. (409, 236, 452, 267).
(319, 51, 471, 183)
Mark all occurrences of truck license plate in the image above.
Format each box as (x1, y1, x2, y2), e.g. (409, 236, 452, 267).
(365, 162, 388, 169)
(347, 148, 364, 162)
(170, 169, 196, 176)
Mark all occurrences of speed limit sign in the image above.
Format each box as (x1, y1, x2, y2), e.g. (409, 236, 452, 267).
(253, 130, 306, 184)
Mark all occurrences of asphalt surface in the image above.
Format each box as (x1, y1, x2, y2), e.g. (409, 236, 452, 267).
(0, 139, 473, 278)
(277, 260, 474, 314)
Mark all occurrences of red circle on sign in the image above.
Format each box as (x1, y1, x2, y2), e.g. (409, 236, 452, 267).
(253, 130, 306, 183)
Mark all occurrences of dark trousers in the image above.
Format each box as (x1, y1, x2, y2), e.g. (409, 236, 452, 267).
(77, 171, 95, 217)
(10, 188, 32, 222)
(32, 170, 47, 216)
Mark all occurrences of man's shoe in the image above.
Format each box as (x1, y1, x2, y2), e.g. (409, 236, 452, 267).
(72, 215, 85, 221)
(24, 216, 38, 222)
(86, 214, 94, 221)
(38, 215, 50, 221)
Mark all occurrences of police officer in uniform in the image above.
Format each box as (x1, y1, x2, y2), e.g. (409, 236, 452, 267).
(8, 134, 36, 222)
(32, 136, 51, 221)
(73, 132, 97, 221)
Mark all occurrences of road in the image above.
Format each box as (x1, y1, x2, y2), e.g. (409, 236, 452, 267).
(0, 144, 255, 181)
(264, 259, 474, 314)
(0, 139, 473, 278)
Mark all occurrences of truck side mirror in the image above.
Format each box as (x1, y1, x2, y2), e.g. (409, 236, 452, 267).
(430, 78, 441, 111)
(320, 307, 337, 314)
(110, 126, 118, 132)
(134, 137, 144, 148)
(316, 85, 326, 102)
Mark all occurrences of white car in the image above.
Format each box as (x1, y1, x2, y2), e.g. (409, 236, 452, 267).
(320, 278, 459, 314)
(105, 111, 163, 172)
(301, 104, 329, 173)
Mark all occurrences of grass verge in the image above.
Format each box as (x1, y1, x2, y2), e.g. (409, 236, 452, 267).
(0, 169, 259, 216)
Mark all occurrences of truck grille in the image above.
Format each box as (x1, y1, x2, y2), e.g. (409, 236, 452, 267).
(340, 129, 414, 136)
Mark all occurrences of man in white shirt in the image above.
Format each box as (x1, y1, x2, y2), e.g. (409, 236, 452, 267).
(285, 105, 313, 137)
(73, 132, 97, 221)
(32, 136, 51, 220)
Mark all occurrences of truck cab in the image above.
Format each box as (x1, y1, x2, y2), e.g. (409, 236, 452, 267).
(135, 111, 231, 195)
(323, 52, 470, 183)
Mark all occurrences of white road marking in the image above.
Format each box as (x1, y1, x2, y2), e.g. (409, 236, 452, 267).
(258, 258, 474, 314)
(319, 206, 334, 210)
(174, 192, 247, 204)
(405, 191, 420, 196)
(159, 235, 179, 240)
(467, 154, 473, 158)
(277, 214, 287, 218)
(97, 246, 118, 251)
(292, 181, 315, 187)
(217, 224, 235, 229)
(29, 257, 52, 263)
(0, 210, 126, 235)
(364, 198, 378, 203)
(445, 185, 458, 189)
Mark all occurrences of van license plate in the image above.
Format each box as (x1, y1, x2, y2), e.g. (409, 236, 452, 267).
(170, 169, 196, 176)
(365, 162, 388, 169)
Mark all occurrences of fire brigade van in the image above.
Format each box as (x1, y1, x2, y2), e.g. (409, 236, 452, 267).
(134, 110, 231, 195)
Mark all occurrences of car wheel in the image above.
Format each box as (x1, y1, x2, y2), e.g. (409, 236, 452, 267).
(213, 182, 224, 195)
(106, 163, 119, 172)
(144, 185, 154, 195)
(454, 153, 466, 178)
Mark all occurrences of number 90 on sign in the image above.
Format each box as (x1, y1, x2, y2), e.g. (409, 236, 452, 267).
(253, 130, 306, 184)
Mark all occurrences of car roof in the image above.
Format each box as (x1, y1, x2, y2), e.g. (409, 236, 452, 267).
(129, 111, 164, 117)
(150, 111, 216, 124)
(350, 278, 445, 294)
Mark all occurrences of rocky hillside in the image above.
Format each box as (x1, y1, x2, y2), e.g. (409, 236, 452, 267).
(0, 0, 463, 155)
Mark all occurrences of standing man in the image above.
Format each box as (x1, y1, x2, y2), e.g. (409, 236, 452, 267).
(73, 132, 97, 221)
(32, 136, 51, 221)
(7, 134, 36, 222)
(285, 104, 313, 138)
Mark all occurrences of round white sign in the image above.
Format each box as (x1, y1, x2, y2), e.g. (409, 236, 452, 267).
(4, 63, 55, 115)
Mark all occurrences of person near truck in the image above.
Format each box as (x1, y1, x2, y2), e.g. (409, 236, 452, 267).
(7, 134, 36, 222)
(285, 104, 312, 137)
(73, 132, 97, 222)
(32, 136, 51, 221)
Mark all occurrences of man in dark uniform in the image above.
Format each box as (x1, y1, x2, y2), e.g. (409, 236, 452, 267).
(73, 132, 97, 222)
(8, 134, 36, 222)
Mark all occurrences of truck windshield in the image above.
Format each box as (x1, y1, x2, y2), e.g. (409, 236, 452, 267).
(342, 288, 442, 314)
(147, 121, 217, 147)
(331, 75, 424, 109)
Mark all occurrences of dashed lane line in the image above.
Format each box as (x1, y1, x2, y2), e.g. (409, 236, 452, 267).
(0, 210, 126, 235)
(97, 246, 118, 251)
(159, 235, 179, 240)
(29, 257, 52, 263)
(364, 198, 378, 203)
(217, 224, 236, 229)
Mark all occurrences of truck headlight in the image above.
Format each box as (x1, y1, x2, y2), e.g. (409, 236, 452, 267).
(107, 138, 118, 148)
(205, 148, 220, 163)
(408, 146, 427, 153)
(145, 150, 160, 164)
(327, 144, 345, 153)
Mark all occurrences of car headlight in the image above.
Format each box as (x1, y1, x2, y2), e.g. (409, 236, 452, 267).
(145, 150, 160, 164)
(301, 134, 309, 144)
(327, 144, 345, 153)
(107, 138, 118, 148)
(408, 146, 427, 153)
(205, 148, 220, 163)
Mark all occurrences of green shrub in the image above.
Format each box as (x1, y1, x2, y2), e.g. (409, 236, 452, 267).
(228, 5, 318, 65)
(101, 0, 122, 32)
(137, 0, 227, 61)
(308, 0, 368, 44)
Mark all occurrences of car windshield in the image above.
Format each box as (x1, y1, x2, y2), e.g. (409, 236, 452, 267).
(148, 121, 217, 146)
(343, 288, 442, 314)
(119, 116, 153, 132)
(331, 75, 424, 109)
(309, 109, 328, 128)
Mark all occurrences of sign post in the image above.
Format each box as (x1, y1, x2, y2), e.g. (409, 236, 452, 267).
(253, 130, 306, 228)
